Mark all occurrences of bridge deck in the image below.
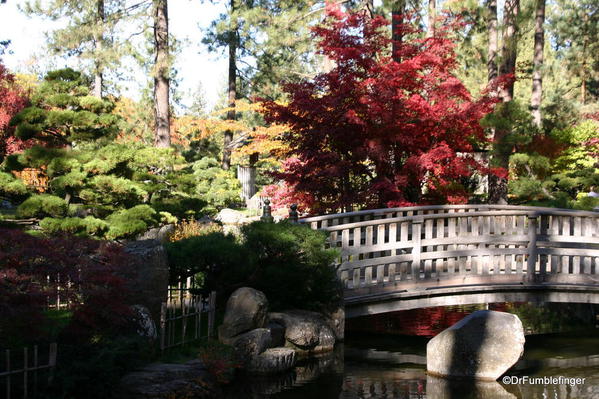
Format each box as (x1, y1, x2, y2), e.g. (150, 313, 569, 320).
(301, 205, 599, 317)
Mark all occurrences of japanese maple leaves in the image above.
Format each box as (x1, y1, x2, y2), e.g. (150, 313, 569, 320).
(262, 6, 503, 213)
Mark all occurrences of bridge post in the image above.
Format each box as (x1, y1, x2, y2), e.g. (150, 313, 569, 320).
(288, 204, 299, 223)
(260, 199, 274, 223)
(527, 214, 538, 280)
(411, 217, 423, 280)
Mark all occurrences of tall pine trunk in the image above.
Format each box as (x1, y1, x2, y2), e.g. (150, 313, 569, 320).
(581, 16, 589, 105)
(222, 0, 237, 170)
(153, 0, 170, 148)
(427, 0, 436, 37)
(531, 0, 545, 127)
(486, 0, 498, 82)
(484, 0, 498, 201)
(489, 0, 519, 205)
(93, 0, 104, 98)
(391, 0, 405, 62)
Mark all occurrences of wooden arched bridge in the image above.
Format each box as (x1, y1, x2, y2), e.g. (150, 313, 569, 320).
(300, 205, 599, 318)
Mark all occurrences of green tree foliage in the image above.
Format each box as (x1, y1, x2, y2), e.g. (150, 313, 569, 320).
(166, 221, 341, 311)
(550, 0, 599, 104)
(9, 68, 118, 146)
(21, 0, 149, 97)
(204, 0, 320, 101)
(508, 118, 599, 208)
(2, 140, 212, 238)
(193, 157, 241, 212)
(1, 68, 244, 238)
(16, 193, 68, 218)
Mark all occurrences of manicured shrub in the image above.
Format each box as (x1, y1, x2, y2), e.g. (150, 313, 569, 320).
(241, 221, 341, 311)
(193, 157, 241, 212)
(166, 221, 341, 311)
(16, 194, 68, 218)
(105, 204, 157, 239)
(0, 171, 28, 198)
(166, 232, 250, 293)
(39, 216, 109, 236)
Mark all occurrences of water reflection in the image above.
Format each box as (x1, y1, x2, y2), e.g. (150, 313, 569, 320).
(224, 333, 599, 398)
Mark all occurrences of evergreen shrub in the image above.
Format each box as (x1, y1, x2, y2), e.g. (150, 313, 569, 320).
(166, 221, 341, 311)
(16, 194, 68, 218)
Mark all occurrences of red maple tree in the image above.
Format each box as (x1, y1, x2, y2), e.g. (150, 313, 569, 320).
(0, 61, 30, 160)
(262, 6, 505, 214)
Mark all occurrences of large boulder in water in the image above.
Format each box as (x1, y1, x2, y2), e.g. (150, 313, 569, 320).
(231, 328, 272, 362)
(218, 287, 269, 343)
(269, 310, 336, 354)
(248, 348, 297, 374)
(426, 310, 525, 380)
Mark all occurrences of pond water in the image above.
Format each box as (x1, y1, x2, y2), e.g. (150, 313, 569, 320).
(224, 331, 599, 398)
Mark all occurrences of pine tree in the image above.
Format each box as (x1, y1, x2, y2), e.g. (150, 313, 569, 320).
(9, 68, 118, 147)
(531, 0, 545, 127)
(153, 0, 170, 148)
(204, 0, 321, 169)
(489, 0, 520, 205)
(21, 0, 147, 98)
(550, 0, 599, 105)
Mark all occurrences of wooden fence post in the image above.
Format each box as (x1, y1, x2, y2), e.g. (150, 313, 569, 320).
(5, 349, 10, 399)
(527, 214, 538, 280)
(159, 303, 166, 353)
(208, 291, 216, 338)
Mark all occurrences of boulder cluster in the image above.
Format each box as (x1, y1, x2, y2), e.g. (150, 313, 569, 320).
(218, 287, 343, 374)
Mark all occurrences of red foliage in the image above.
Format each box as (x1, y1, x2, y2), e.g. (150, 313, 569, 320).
(0, 229, 135, 344)
(0, 62, 29, 159)
(261, 162, 316, 212)
(261, 6, 504, 213)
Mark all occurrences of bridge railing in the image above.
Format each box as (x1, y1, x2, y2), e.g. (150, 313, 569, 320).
(301, 205, 599, 293)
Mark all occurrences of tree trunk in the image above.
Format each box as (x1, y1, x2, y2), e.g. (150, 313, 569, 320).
(391, 0, 406, 62)
(489, 0, 519, 205)
(93, 0, 104, 98)
(486, 0, 498, 82)
(531, 0, 545, 127)
(427, 0, 436, 37)
(581, 28, 588, 105)
(222, 0, 237, 170)
(362, 0, 374, 18)
(498, 0, 519, 102)
(153, 0, 170, 148)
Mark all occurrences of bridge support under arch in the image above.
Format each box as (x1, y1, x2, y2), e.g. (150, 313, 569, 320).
(345, 283, 599, 318)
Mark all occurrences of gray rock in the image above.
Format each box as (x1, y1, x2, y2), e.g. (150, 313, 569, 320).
(268, 321, 286, 347)
(215, 208, 244, 224)
(115, 360, 218, 399)
(137, 224, 175, 243)
(218, 287, 269, 342)
(314, 324, 335, 353)
(123, 240, 169, 324)
(426, 310, 525, 380)
(248, 348, 297, 374)
(269, 310, 337, 353)
(326, 306, 345, 341)
(269, 312, 320, 349)
(231, 328, 272, 361)
(132, 305, 157, 340)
